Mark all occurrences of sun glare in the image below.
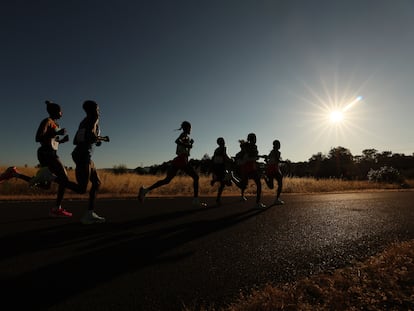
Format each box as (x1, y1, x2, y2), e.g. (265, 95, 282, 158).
(297, 78, 366, 149)
(329, 110, 344, 124)
(328, 96, 362, 124)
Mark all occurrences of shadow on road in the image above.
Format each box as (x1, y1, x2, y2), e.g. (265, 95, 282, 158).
(1, 203, 266, 310)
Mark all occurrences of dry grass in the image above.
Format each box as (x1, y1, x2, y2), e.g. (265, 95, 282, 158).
(1, 166, 412, 200)
(185, 240, 414, 311)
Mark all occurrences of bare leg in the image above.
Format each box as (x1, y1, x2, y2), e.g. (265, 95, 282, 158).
(275, 172, 283, 202)
(254, 176, 262, 204)
(183, 165, 199, 197)
(15, 173, 32, 183)
(147, 167, 178, 191)
(217, 181, 225, 205)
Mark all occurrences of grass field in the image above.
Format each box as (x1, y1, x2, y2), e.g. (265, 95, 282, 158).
(1, 166, 414, 310)
(1, 166, 412, 200)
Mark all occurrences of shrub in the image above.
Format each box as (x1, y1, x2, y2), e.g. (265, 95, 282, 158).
(112, 164, 129, 175)
(367, 166, 403, 184)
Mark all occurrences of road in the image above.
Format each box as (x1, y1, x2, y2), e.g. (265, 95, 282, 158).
(1, 191, 414, 310)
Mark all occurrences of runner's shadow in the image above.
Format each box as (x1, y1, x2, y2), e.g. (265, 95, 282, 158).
(2, 207, 267, 310)
(0, 216, 59, 224)
(0, 204, 209, 261)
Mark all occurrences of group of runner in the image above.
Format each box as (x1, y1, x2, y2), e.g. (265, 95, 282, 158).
(0, 104, 284, 224)
(138, 121, 285, 209)
(212, 134, 285, 208)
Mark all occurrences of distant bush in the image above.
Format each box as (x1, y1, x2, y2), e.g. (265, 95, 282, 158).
(112, 164, 129, 175)
(367, 166, 403, 184)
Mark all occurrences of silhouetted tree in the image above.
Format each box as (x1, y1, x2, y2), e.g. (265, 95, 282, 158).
(308, 152, 326, 178)
(131, 146, 414, 182)
(327, 146, 355, 179)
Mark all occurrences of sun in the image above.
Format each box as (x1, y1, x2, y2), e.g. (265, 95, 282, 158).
(297, 84, 365, 145)
(329, 110, 344, 124)
(293, 73, 368, 154)
(328, 96, 363, 124)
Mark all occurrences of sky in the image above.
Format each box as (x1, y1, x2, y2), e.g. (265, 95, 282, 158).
(1, 0, 414, 169)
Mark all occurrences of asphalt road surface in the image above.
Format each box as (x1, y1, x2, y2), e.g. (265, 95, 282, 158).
(1, 191, 414, 311)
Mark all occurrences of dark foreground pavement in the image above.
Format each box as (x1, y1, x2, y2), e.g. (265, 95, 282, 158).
(1, 191, 414, 311)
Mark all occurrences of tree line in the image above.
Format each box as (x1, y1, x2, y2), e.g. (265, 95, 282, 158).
(286, 147, 414, 181)
(130, 146, 414, 183)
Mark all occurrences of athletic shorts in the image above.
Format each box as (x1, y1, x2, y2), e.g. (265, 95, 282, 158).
(171, 154, 189, 170)
(37, 146, 58, 167)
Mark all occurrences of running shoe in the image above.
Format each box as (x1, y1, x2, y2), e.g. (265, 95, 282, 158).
(81, 211, 106, 225)
(0, 166, 18, 182)
(49, 207, 73, 218)
(138, 186, 147, 203)
(256, 202, 267, 209)
(274, 198, 285, 205)
(192, 197, 207, 208)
